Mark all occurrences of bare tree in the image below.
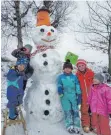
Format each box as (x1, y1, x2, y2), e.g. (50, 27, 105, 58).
(75, 1, 111, 74)
(34, 1, 77, 30)
(2, 0, 76, 51)
(1, 0, 34, 48)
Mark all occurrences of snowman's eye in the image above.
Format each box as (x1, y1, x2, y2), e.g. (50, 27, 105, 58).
(51, 29, 54, 32)
(40, 28, 44, 32)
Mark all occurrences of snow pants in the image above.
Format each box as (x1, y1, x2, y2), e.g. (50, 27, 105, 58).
(7, 91, 23, 118)
(7, 85, 24, 108)
(92, 113, 110, 135)
(81, 102, 91, 127)
(60, 93, 80, 129)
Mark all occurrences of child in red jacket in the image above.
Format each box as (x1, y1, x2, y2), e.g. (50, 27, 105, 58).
(76, 59, 94, 133)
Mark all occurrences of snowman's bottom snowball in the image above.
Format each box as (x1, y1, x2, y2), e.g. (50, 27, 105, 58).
(25, 102, 64, 123)
(24, 84, 64, 123)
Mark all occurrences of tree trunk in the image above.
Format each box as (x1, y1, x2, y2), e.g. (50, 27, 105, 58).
(108, 30, 111, 75)
(14, 1, 23, 48)
(43, 1, 53, 9)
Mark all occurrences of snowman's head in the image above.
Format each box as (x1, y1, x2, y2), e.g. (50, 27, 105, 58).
(32, 25, 57, 48)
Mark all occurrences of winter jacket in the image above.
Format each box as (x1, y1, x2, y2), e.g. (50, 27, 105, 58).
(57, 72, 82, 105)
(11, 48, 30, 61)
(88, 83, 111, 117)
(7, 66, 25, 108)
(24, 64, 34, 80)
(11, 48, 34, 80)
(76, 68, 94, 103)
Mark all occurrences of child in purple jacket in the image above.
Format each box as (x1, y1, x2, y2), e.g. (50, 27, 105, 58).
(88, 73, 111, 135)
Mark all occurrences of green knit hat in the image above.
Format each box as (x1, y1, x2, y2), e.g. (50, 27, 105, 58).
(24, 44, 32, 52)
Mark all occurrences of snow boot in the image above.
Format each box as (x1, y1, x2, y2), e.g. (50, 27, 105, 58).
(67, 126, 75, 134)
(83, 126, 90, 133)
(9, 115, 18, 120)
(74, 127, 84, 135)
(9, 107, 18, 120)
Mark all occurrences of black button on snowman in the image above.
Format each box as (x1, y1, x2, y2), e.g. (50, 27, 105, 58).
(42, 53, 50, 115)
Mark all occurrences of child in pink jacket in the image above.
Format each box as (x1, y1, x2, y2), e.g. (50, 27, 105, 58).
(88, 73, 111, 135)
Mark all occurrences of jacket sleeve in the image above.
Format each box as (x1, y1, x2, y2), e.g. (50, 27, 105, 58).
(25, 66, 34, 80)
(75, 76, 81, 94)
(11, 48, 24, 58)
(87, 87, 93, 105)
(7, 69, 18, 81)
(57, 75, 63, 95)
(105, 86, 111, 114)
(75, 75, 82, 105)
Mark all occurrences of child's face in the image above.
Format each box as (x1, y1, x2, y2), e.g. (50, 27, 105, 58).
(24, 48, 30, 54)
(77, 64, 86, 72)
(64, 68, 72, 74)
(18, 65, 25, 71)
(93, 78, 100, 84)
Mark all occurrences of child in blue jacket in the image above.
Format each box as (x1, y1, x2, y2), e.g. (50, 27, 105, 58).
(57, 60, 82, 134)
(7, 58, 29, 120)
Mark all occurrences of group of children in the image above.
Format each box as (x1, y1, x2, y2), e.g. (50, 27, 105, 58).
(57, 59, 111, 135)
(6, 45, 111, 135)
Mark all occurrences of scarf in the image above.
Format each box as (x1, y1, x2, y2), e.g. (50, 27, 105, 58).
(31, 45, 54, 57)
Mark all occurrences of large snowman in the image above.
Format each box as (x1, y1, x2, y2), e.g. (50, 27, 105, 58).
(24, 7, 63, 125)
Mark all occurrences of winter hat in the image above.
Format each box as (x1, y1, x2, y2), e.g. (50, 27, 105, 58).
(63, 59, 73, 70)
(76, 59, 87, 67)
(16, 58, 29, 68)
(94, 73, 104, 83)
(24, 44, 32, 53)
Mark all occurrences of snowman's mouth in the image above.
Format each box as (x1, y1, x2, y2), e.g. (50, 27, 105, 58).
(42, 38, 56, 42)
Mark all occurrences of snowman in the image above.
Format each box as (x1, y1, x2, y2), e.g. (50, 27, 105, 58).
(24, 7, 63, 125)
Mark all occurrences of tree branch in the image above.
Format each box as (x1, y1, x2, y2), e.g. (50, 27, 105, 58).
(20, 2, 34, 18)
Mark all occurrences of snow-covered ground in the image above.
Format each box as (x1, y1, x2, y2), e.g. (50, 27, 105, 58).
(1, 61, 96, 135)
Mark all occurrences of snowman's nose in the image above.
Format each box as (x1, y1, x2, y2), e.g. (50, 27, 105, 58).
(47, 32, 51, 36)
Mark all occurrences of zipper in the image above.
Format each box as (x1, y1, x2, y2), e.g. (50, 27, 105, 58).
(84, 75, 88, 97)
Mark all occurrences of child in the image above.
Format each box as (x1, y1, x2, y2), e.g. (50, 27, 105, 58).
(76, 59, 94, 133)
(57, 60, 82, 134)
(7, 58, 29, 120)
(11, 44, 33, 90)
(11, 44, 32, 61)
(88, 73, 111, 135)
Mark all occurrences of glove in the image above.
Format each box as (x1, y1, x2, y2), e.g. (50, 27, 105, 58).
(20, 47, 26, 51)
(59, 94, 64, 98)
(78, 104, 81, 111)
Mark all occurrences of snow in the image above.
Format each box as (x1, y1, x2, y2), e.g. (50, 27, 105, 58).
(1, 2, 109, 135)
(1, 25, 94, 135)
